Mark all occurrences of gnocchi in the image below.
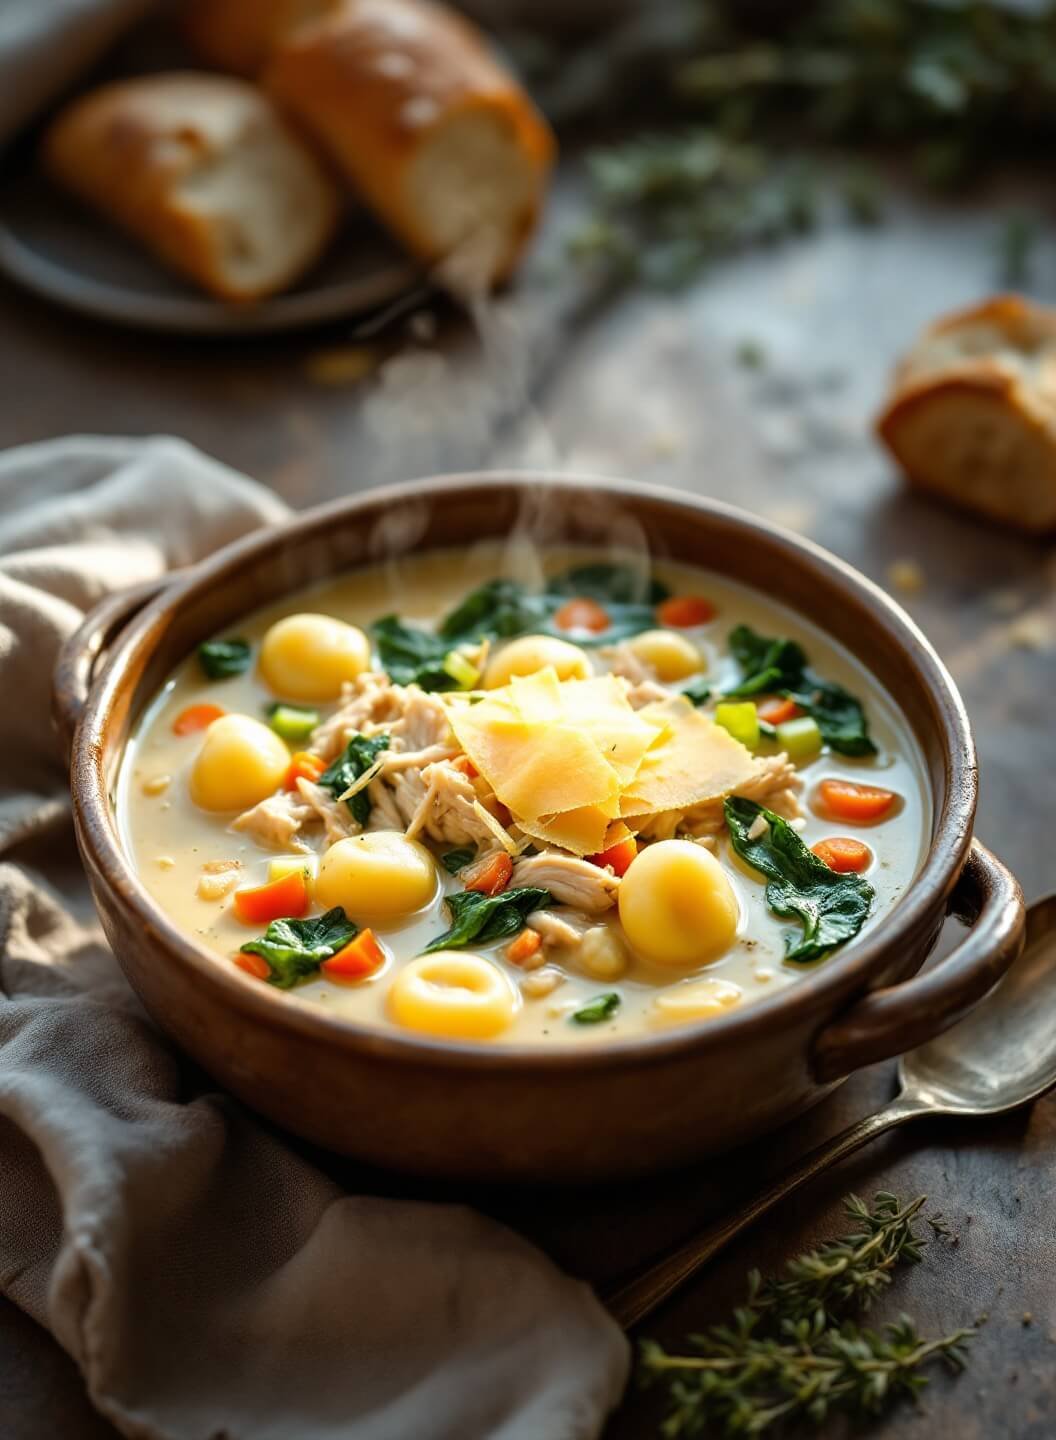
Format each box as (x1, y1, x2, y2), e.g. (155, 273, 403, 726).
(260, 612, 371, 701)
(618, 840, 740, 966)
(316, 832, 437, 918)
(189, 715, 290, 812)
(627, 629, 703, 682)
(483, 634, 591, 688)
(389, 952, 519, 1038)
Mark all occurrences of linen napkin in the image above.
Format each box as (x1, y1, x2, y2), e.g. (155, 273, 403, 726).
(0, 435, 630, 1440)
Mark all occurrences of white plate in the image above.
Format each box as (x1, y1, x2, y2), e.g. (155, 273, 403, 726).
(0, 169, 423, 335)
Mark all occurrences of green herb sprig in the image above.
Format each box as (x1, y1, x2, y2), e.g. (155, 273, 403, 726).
(641, 1192, 976, 1437)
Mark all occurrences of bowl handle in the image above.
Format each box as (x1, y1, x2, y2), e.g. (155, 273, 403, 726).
(52, 577, 171, 765)
(811, 840, 1025, 1084)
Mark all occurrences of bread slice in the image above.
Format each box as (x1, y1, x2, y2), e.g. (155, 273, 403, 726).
(876, 295, 1056, 533)
(264, 0, 555, 291)
(182, 0, 341, 76)
(42, 73, 342, 302)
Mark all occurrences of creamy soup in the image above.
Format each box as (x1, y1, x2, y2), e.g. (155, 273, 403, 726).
(119, 545, 929, 1046)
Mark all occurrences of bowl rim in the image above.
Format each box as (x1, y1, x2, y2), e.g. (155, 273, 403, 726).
(71, 472, 977, 1072)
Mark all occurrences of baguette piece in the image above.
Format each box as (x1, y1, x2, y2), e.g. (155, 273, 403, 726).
(182, 0, 341, 76)
(264, 0, 555, 290)
(876, 295, 1056, 533)
(42, 73, 341, 302)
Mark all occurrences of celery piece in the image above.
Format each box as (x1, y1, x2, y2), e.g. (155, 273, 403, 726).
(714, 701, 760, 750)
(442, 649, 480, 690)
(267, 703, 319, 742)
(776, 714, 823, 761)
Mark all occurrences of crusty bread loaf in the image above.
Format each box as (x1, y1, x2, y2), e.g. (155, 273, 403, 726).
(876, 295, 1056, 533)
(263, 0, 555, 290)
(182, 0, 341, 76)
(42, 73, 341, 302)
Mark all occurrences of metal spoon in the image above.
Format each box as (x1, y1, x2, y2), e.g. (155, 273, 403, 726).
(607, 894, 1056, 1330)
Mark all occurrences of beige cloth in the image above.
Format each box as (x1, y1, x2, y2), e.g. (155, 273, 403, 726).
(0, 436, 630, 1440)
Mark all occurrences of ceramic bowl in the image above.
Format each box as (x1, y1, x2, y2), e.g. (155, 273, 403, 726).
(54, 475, 1025, 1181)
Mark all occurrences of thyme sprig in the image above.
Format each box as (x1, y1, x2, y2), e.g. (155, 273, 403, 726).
(640, 1192, 976, 1437)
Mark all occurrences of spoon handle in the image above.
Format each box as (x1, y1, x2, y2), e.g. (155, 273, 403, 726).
(606, 1099, 919, 1330)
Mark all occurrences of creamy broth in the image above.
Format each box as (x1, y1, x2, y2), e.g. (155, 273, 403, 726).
(119, 545, 929, 1046)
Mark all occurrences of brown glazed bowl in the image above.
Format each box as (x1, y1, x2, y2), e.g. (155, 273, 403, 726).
(55, 475, 1025, 1183)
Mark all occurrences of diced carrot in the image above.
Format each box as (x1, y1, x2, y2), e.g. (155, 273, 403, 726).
(451, 755, 479, 779)
(506, 928, 542, 965)
(811, 836, 873, 873)
(233, 951, 270, 980)
(173, 703, 225, 735)
(553, 597, 610, 634)
(233, 870, 309, 925)
(323, 928, 386, 981)
(283, 750, 326, 791)
(757, 696, 802, 726)
(816, 779, 898, 823)
(589, 835, 638, 877)
(656, 595, 716, 628)
(464, 851, 513, 896)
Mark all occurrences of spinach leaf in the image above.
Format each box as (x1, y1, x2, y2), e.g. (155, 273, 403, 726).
(725, 797, 873, 963)
(680, 676, 712, 707)
(370, 616, 455, 690)
(240, 907, 358, 989)
(439, 579, 549, 644)
(198, 638, 251, 680)
(441, 846, 477, 875)
(423, 886, 551, 953)
(318, 733, 390, 825)
(571, 992, 622, 1024)
(724, 624, 876, 756)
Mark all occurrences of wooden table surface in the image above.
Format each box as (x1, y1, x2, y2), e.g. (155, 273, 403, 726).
(1, 163, 1054, 1438)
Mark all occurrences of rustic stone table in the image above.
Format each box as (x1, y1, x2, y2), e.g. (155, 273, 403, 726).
(1, 168, 1054, 1438)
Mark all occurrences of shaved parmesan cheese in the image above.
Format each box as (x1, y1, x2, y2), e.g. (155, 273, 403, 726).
(621, 698, 758, 818)
(517, 799, 620, 855)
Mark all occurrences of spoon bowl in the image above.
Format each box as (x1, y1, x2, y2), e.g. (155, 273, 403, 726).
(898, 894, 1056, 1116)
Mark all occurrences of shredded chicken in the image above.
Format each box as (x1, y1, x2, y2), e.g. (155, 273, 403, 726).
(196, 860, 242, 901)
(511, 853, 620, 913)
(526, 907, 592, 947)
(372, 757, 504, 848)
(632, 754, 803, 842)
(232, 792, 314, 852)
(295, 778, 355, 846)
(598, 643, 657, 686)
(309, 674, 452, 762)
(625, 678, 670, 709)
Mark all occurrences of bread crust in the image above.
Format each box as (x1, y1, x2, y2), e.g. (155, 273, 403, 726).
(264, 0, 555, 287)
(42, 72, 341, 302)
(182, 0, 341, 76)
(876, 294, 1056, 533)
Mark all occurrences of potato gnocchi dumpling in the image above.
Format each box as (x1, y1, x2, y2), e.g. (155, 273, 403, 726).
(618, 839, 739, 966)
(189, 714, 290, 812)
(260, 612, 371, 701)
(315, 831, 437, 918)
(627, 628, 703, 682)
(483, 633, 591, 688)
(389, 952, 519, 1039)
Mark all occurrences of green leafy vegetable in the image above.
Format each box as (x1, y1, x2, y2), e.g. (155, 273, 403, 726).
(680, 676, 711, 707)
(725, 797, 873, 962)
(371, 564, 669, 690)
(197, 639, 251, 680)
(423, 886, 551, 953)
(725, 623, 876, 756)
(240, 907, 358, 990)
(641, 1191, 976, 1437)
(571, 992, 621, 1025)
(441, 846, 477, 876)
(318, 733, 390, 825)
(266, 703, 319, 742)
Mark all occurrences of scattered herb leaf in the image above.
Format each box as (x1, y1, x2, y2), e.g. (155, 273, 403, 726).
(725, 796, 873, 961)
(318, 733, 390, 825)
(441, 846, 477, 875)
(197, 639, 251, 680)
(641, 1191, 976, 1437)
(424, 886, 551, 953)
(680, 676, 712, 707)
(725, 623, 876, 756)
(240, 907, 358, 990)
(571, 992, 621, 1024)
